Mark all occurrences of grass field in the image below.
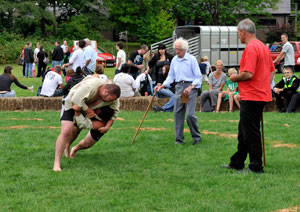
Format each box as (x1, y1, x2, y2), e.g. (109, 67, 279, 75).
(0, 110, 299, 211)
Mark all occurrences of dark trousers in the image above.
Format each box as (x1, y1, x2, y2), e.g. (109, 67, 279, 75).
(275, 90, 297, 111)
(230, 101, 266, 172)
(287, 93, 300, 113)
(22, 63, 26, 76)
(38, 63, 47, 77)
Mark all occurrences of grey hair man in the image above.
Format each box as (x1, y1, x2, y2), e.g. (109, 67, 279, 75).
(155, 37, 202, 145)
(83, 38, 97, 73)
(223, 18, 276, 173)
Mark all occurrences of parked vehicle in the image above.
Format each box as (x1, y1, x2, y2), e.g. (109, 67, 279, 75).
(270, 41, 300, 72)
(96, 47, 116, 67)
(151, 25, 246, 69)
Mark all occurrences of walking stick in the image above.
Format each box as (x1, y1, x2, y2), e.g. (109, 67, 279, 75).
(131, 90, 158, 144)
(261, 112, 266, 166)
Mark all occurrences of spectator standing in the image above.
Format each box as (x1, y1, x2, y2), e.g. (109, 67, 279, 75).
(40, 66, 64, 97)
(52, 41, 64, 67)
(223, 19, 275, 173)
(83, 38, 97, 74)
(24, 42, 34, 78)
(273, 33, 295, 70)
(61, 40, 68, 54)
(34, 43, 40, 69)
(155, 38, 202, 145)
(113, 63, 137, 98)
(273, 66, 300, 112)
(21, 45, 27, 77)
(115, 41, 126, 75)
(128, 44, 148, 79)
(36, 46, 48, 77)
(62, 40, 85, 72)
(0, 66, 33, 97)
(203, 56, 212, 84)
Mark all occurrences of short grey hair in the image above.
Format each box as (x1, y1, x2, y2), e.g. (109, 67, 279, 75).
(84, 38, 91, 45)
(174, 37, 189, 51)
(238, 18, 256, 34)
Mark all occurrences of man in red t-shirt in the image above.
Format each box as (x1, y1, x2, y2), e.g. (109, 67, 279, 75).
(223, 19, 275, 173)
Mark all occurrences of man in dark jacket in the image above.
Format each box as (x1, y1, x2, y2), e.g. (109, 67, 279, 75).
(273, 66, 300, 112)
(52, 41, 64, 68)
(24, 42, 34, 78)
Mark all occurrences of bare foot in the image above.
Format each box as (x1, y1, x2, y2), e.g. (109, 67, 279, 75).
(70, 147, 77, 158)
(53, 165, 62, 172)
(64, 147, 70, 158)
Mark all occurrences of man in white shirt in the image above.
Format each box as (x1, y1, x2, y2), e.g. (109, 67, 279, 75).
(115, 41, 126, 75)
(62, 40, 85, 71)
(83, 38, 97, 73)
(61, 40, 68, 54)
(40, 66, 64, 97)
(34, 42, 40, 71)
(273, 33, 295, 70)
(113, 64, 136, 97)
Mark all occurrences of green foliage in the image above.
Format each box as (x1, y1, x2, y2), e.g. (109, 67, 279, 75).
(136, 10, 176, 45)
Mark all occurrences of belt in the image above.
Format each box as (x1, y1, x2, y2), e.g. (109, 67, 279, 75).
(176, 81, 192, 84)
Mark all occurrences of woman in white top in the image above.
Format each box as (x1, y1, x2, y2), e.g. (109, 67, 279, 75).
(113, 63, 136, 98)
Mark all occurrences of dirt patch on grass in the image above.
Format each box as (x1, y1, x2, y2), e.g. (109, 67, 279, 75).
(116, 117, 125, 121)
(283, 124, 290, 127)
(0, 125, 60, 130)
(10, 118, 44, 121)
(166, 119, 174, 122)
(202, 130, 237, 138)
(131, 127, 166, 131)
(273, 143, 297, 148)
(277, 206, 299, 212)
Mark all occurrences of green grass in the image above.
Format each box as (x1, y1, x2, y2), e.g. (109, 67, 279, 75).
(0, 111, 299, 211)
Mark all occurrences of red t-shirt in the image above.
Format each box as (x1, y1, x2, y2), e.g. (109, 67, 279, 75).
(238, 39, 275, 101)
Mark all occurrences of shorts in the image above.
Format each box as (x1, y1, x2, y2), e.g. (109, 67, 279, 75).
(61, 109, 75, 121)
(90, 129, 104, 141)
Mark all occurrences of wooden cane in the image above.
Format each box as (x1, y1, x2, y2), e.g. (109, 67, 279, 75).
(131, 90, 158, 144)
(261, 112, 266, 166)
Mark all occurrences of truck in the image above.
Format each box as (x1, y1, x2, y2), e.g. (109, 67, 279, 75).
(269, 41, 300, 72)
(151, 25, 246, 69)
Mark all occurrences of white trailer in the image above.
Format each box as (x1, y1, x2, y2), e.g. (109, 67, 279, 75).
(151, 25, 246, 68)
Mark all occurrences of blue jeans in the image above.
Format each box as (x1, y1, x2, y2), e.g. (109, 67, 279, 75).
(162, 96, 174, 112)
(25, 63, 33, 78)
(0, 90, 16, 97)
(158, 88, 174, 112)
(157, 88, 174, 98)
(52, 60, 62, 68)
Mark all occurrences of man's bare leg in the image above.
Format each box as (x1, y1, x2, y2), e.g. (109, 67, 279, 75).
(70, 131, 97, 158)
(53, 121, 76, 171)
(64, 127, 81, 157)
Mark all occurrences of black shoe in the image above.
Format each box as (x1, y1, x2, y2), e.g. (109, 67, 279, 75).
(153, 106, 163, 112)
(221, 164, 243, 171)
(175, 141, 185, 145)
(192, 139, 201, 145)
(280, 108, 286, 113)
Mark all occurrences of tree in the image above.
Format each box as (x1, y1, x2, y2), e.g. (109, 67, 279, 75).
(136, 10, 176, 45)
(170, 0, 280, 25)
